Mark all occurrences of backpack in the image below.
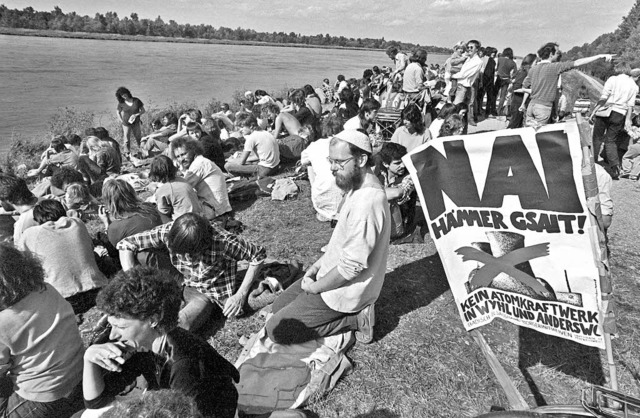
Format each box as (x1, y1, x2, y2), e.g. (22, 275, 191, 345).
(235, 328, 354, 415)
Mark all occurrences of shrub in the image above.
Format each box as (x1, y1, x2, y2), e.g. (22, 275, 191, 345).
(47, 106, 95, 137)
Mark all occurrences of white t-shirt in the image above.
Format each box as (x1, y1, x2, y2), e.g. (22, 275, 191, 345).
(244, 130, 280, 168)
(300, 137, 343, 220)
(182, 155, 231, 218)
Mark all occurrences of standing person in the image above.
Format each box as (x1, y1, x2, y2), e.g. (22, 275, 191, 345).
(116, 213, 266, 332)
(496, 47, 518, 116)
(479, 47, 498, 117)
(402, 49, 428, 96)
(451, 40, 484, 124)
(508, 53, 537, 129)
(82, 267, 239, 418)
(115, 87, 145, 158)
(0, 243, 85, 418)
(521, 42, 613, 128)
(589, 67, 640, 179)
(172, 137, 231, 220)
(265, 130, 391, 345)
(386, 46, 408, 81)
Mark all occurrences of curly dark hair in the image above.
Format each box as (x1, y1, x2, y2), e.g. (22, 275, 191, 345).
(0, 243, 46, 310)
(33, 199, 66, 224)
(96, 266, 181, 334)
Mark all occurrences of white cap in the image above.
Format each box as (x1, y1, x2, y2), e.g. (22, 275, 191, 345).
(334, 130, 372, 153)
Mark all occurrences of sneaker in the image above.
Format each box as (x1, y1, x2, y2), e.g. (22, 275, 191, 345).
(630, 175, 639, 181)
(619, 172, 631, 179)
(355, 304, 375, 344)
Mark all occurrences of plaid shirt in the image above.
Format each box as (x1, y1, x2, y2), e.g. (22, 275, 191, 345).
(117, 222, 266, 303)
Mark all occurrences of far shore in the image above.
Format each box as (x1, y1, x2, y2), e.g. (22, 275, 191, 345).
(0, 27, 450, 54)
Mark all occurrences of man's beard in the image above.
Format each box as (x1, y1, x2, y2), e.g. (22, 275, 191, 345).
(334, 167, 363, 192)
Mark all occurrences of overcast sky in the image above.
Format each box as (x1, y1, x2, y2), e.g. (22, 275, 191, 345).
(3, 0, 636, 54)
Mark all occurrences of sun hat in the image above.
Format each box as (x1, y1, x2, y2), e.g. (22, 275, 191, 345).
(334, 129, 372, 153)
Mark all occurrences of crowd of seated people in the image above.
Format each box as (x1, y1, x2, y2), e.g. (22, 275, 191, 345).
(0, 38, 625, 418)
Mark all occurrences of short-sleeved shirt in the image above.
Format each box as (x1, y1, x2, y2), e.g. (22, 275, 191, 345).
(117, 222, 267, 303)
(599, 73, 640, 116)
(155, 178, 204, 220)
(390, 126, 431, 152)
(47, 149, 78, 170)
(117, 97, 144, 127)
(403, 62, 425, 93)
(243, 130, 280, 168)
(182, 155, 231, 218)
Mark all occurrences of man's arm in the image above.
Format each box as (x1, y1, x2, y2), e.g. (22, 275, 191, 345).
(223, 260, 263, 317)
(302, 266, 348, 294)
(573, 54, 613, 68)
(452, 58, 482, 80)
(116, 224, 169, 271)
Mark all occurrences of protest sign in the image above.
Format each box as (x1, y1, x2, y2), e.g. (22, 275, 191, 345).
(404, 121, 605, 349)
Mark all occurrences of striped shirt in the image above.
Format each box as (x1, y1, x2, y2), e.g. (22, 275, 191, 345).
(117, 221, 266, 303)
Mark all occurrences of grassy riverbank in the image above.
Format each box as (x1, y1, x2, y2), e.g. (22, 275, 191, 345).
(5, 71, 640, 417)
(0, 27, 386, 52)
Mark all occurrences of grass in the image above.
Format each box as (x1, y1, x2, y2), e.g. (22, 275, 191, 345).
(15, 73, 640, 417)
(74, 163, 640, 418)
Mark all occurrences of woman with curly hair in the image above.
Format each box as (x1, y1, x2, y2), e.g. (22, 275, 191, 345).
(116, 87, 146, 158)
(0, 243, 85, 418)
(83, 266, 239, 418)
(390, 104, 432, 152)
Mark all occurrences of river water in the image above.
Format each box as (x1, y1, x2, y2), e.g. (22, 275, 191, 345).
(0, 34, 448, 153)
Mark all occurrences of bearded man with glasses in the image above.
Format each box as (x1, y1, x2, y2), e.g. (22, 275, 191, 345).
(266, 130, 391, 345)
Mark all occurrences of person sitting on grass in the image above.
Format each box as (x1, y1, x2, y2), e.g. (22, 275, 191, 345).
(100, 389, 203, 418)
(390, 104, 432, 152)
(149, 155, 204, 222)
(64, 182, 100, 222)
(99, 179, 171, 272)
(300, 114, 345, 223)
(0, 243, 85, 418)
(185, 121, 226, 171)
(263, 104, 311, 162)
(343, 97, 381, 132)
(378, 142, 417, 240)
(83, 267, 239, 418)
(169, 109, 204, 143)
(116, 213, 266, 332)
(0, 174, 39, 245)
(139, 111, 179, 157)
(171, 137, 231, 220)
(86, 136, 121, 176)
(266, 130, 390, 345)
(28, 135, 79, 177)
(224, 114, 280, 179)
(429, 103, 458, 139)
(439, 114, 466, 137)
(18, 199, 107, 313)
(94, 127, 122, 166)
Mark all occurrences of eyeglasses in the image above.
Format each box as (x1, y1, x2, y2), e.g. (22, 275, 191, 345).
(467, 46, 476, 50)
(327, 156, 354, 170)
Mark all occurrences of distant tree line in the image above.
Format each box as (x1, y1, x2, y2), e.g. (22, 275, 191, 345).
(0, 5, 451, 54)
(564, 0, 640, 80)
